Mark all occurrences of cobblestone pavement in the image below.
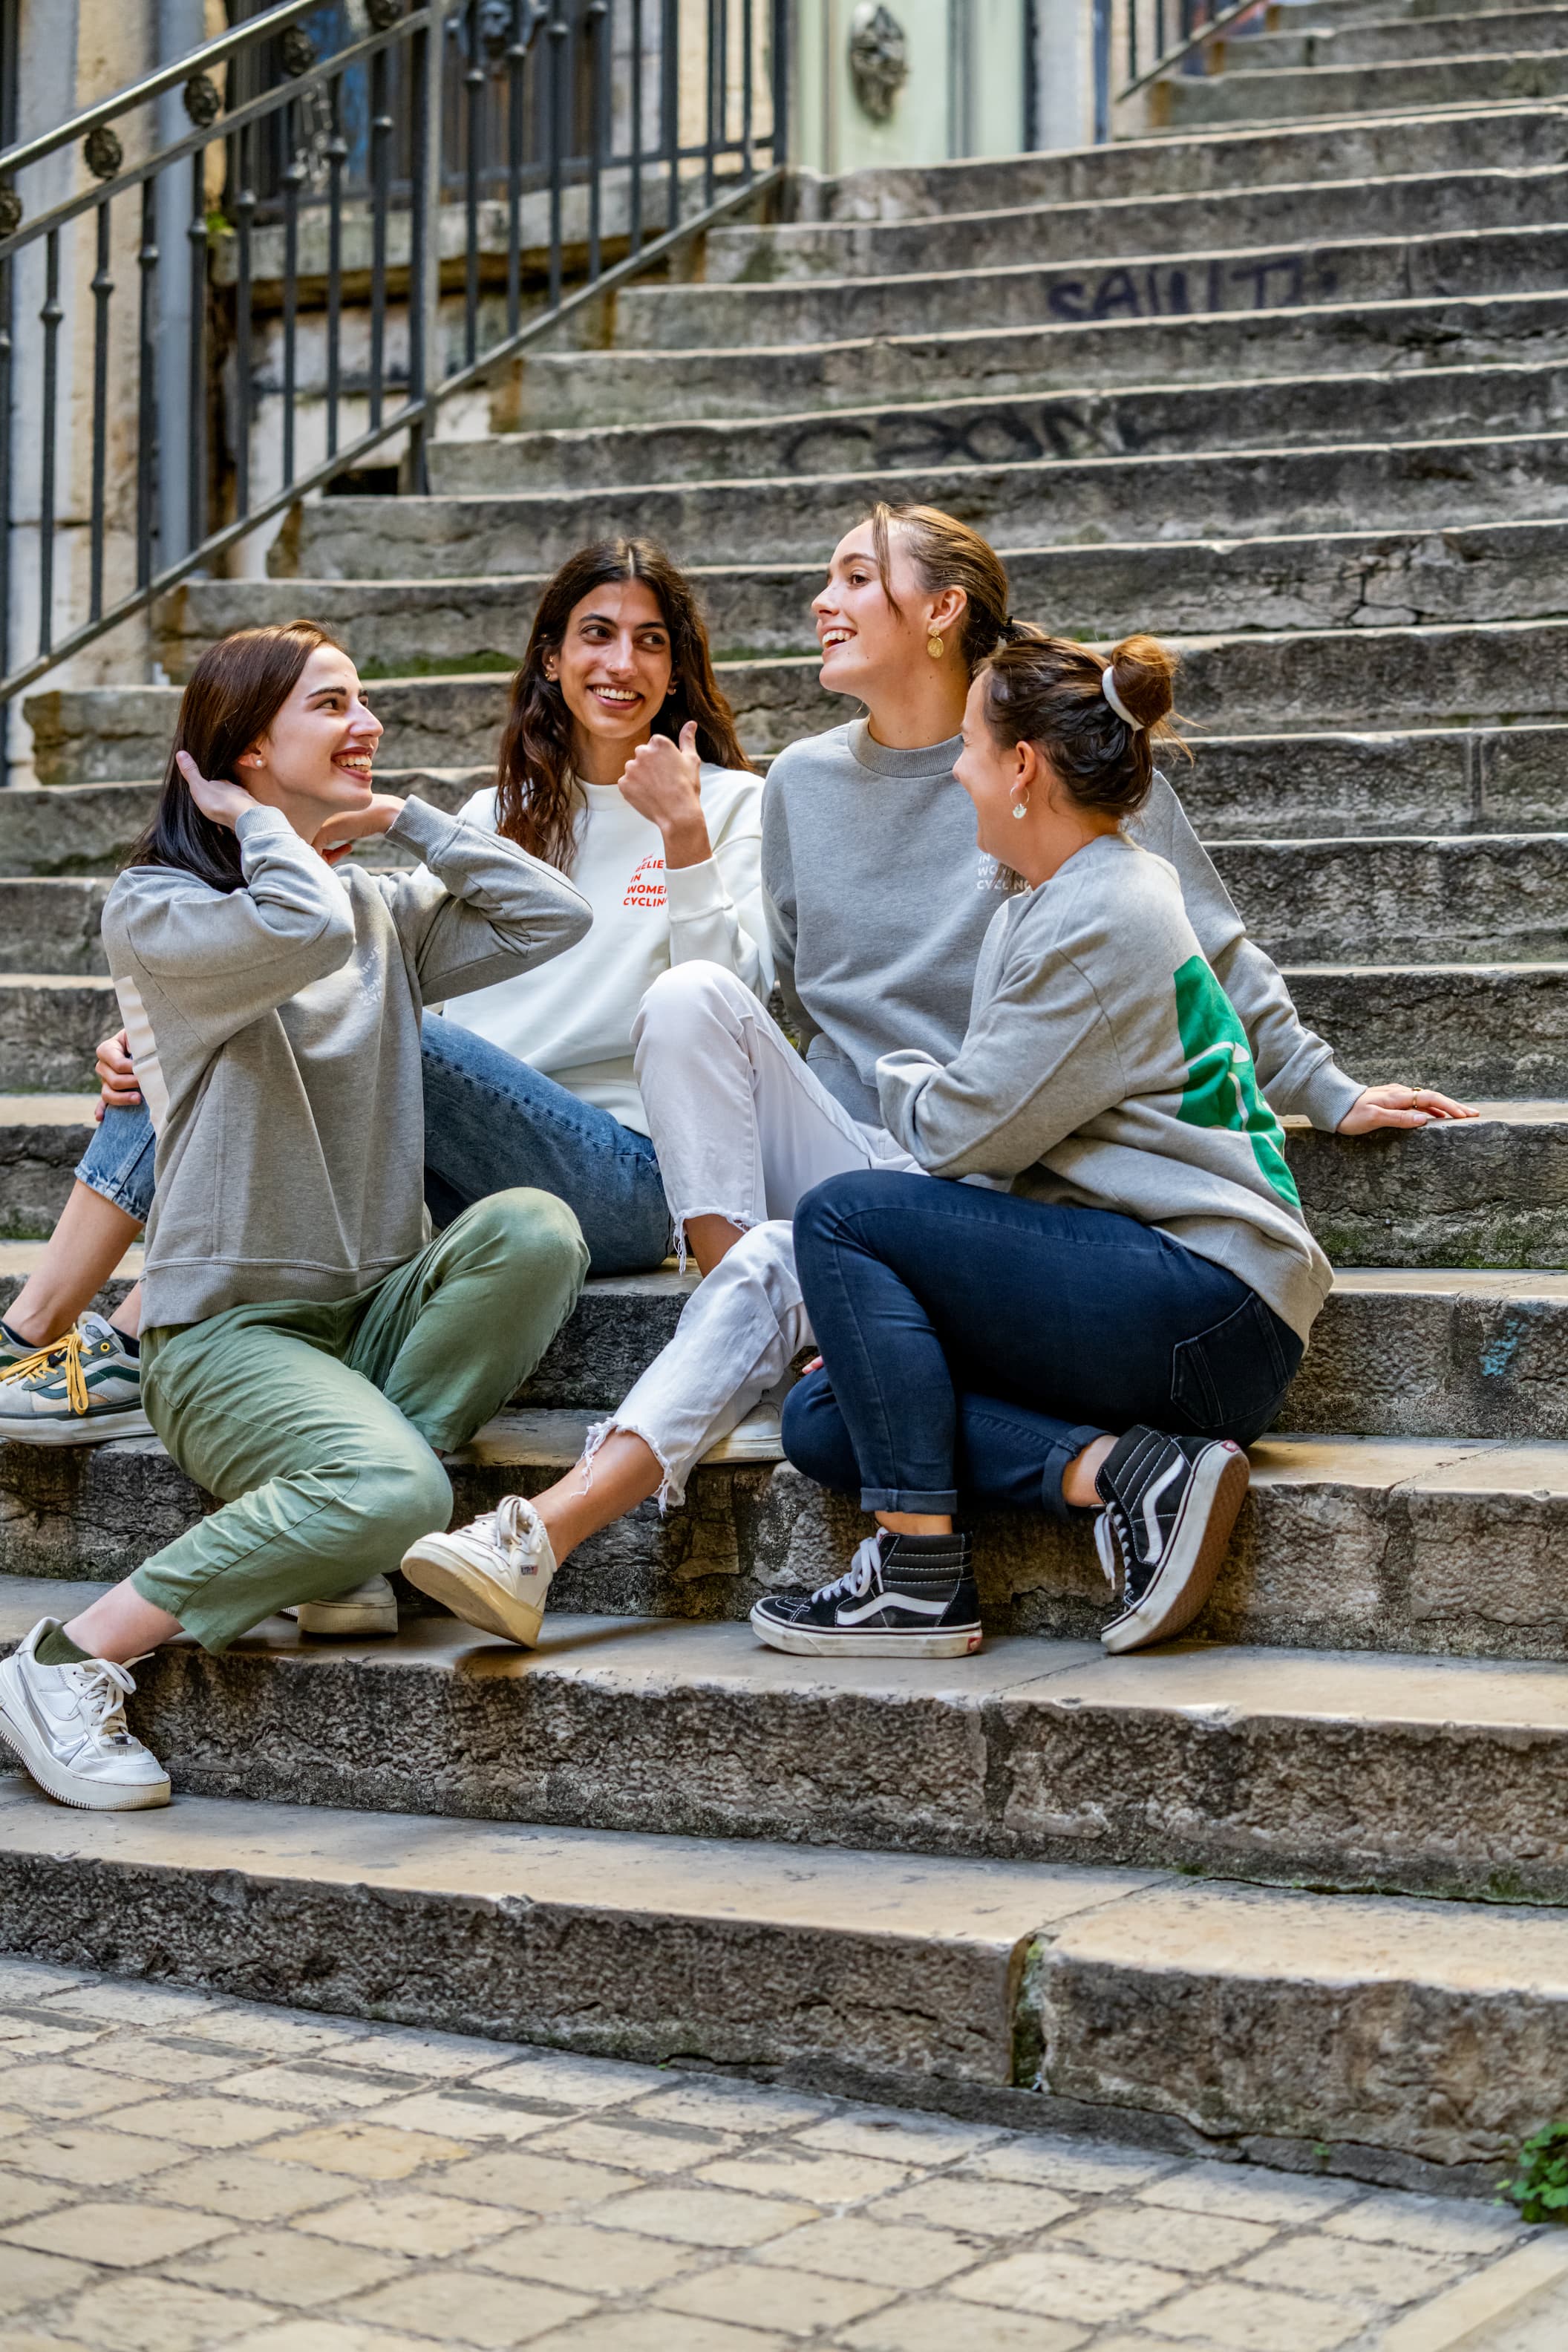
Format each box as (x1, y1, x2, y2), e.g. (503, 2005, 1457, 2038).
(0, 1957, 1561, 2352)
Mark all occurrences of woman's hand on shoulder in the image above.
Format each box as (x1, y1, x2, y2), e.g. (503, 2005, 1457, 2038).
(175, 750, 258, 831)
(617, 722, 711, 869)
(1336, 1082, 1477, 1134)
(311, 795, 406, 863)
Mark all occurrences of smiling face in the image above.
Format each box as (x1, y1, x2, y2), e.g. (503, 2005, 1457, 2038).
(545, 578, 673, 783)
(240, 645, 382, 826)
(811, 520, 937, 702)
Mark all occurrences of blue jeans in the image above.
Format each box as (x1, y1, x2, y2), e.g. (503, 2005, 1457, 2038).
(783, 1170, 1303, 1520)
(76, 1013, 672, 1278)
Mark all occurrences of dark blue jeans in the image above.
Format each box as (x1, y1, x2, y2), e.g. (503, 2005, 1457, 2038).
(784, 1170, 1303, 1520)
(76, 1014, 671, 1278)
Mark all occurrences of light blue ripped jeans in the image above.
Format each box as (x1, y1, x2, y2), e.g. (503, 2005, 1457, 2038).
(76, 1015, 672, 1278)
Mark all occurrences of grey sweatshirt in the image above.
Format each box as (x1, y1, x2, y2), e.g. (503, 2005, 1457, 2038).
(877, 832, 1333, 1344)
(762, 718, 1362, 1134)
(102, 797, 591, 1332)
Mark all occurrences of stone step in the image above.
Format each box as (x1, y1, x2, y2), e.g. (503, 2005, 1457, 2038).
(503, 289, 1568, 427)
(7, 821, 1566, 983)
(1238, 5, 1568, 68)
(34, 614, 1568, 793)
(702, 163, 1568, 284)
(157, 517, 1568, 682)
(1154, 47, 1568, 126)
(9, 1578, 1568, 1907)
(0, 1774, 1561, 2175)
(0, 770, 481, 881)
(602, 223, 1568, 353)
(803, 98, 1568, 219)
(278, 433, 1568, 584)
(428, 359, 1568, 494)
(7, 1413, 1568, 1671)
(1166, 721, 1568, 839)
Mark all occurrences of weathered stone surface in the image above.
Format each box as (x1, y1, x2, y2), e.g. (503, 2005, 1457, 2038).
(1240, 6, 1568, 71)
(1217, 831, 1568, 962)
(0, 976, 119, 1091)
(705, 163, 1568, 282)
(0, 879, 109, 974)
(1155, 47, 1568, 128)
(608, 225, 1568, 350)
(1285, 963, 1568, 1097)
(1038, 1878, 1568, 2167)
(431, 361, 1568, 493)
(5, 1584, 1567, 1902)
(0, 1780, 1075, 2085)
(509, 291, 1568, 428)
(1180, 722, 1568, 840)
(1288, 1104, 1568, 1267)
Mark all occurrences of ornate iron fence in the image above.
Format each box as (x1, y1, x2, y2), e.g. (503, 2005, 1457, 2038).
(0, 0, 787, 770)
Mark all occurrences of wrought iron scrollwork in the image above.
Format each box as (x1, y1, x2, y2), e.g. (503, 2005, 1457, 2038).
(183, 71, 223, 128)
(83, 124, 123, 180)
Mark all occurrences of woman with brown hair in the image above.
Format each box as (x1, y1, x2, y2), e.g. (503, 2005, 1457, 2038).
(0, 537, 768, 1469)
(0, 621, 590, 1809)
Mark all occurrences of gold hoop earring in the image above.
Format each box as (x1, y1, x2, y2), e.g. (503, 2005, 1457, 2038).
(927, 632, 944, 659)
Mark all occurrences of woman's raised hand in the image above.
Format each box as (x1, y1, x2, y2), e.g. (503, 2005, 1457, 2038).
(94, 1028, 141, 1121)
(616, 722, 711, 869)
(1337, 1082, 1478, 1134)
(175, 748, 257, 830)
(310, 796, 406, 863)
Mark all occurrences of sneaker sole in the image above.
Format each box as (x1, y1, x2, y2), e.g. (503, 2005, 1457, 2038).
(0, 1408, 154, 1448)
(1100, 1443, 1250, 1656)
(292, 1596, 399, 1638)
(0, 1694, 171, 1812)
(399, 1536, 545, 1647)
(749, 1604, 984, 1659)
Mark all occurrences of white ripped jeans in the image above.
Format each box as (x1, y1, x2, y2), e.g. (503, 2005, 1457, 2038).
(597, 961, 921, 1503)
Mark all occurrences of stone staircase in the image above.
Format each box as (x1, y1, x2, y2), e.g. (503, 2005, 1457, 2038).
(3, 0, 1568, 2194)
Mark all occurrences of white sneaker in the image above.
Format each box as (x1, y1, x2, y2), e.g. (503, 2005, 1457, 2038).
(284, 1575, 399, 1639)
(0, 1314, 152, 1446)
(0, 1620, 171, 1811)
(400, 1495, 557, 1647)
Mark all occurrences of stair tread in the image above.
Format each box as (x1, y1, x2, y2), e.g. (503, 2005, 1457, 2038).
(13, 1581, 1568, 1727)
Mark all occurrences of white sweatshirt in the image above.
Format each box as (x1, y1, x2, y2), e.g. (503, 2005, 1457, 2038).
(441, 765, 771, 1134)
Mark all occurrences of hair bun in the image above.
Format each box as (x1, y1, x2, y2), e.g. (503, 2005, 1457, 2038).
(1105, 635, 1177, 730)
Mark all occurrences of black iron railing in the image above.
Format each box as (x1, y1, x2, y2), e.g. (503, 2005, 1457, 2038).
(1114, 0, 1268, 112)
(0, 0, 787, 771)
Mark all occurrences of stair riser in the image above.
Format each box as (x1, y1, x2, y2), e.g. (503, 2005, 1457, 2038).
(0, 881, 109, 976)
(3, 1441, 1568, 1667)
(1239, 7, 1568, 65)
(1155, 48, 1568, 125)
(808, 101, 1568, 221)
(428, 362, 1568, 494)
(504, 293, 1568, 428)
(74, 1636, 1568, 1905)
(1181, 722, 1566, 839)
(1288, 964, 1568, 1095)
(705, 169, 1568, 284)
(158, 522, 1568, 679)
(279, 439, 1568, 588)
(0, 1833, 1023, 2091)
(606, 226, 1568, 350)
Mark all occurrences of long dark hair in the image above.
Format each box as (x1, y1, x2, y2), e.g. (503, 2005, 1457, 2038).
(495, 540, 752, 871)
(129, 621, 345, 892)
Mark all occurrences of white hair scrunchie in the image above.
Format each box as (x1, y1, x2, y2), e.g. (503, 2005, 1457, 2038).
(1101, 665, 1142, 728)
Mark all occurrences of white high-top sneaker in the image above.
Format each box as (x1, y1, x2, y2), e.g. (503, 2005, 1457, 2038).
(284, 1575, 399, 1638)
(400, 1495, 557, 1647)
(0, 1621, 171, 1809)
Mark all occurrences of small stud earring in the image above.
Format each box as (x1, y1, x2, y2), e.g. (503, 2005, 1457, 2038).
(927, 631, 944, 659)
(1011, 796, 1029, 820)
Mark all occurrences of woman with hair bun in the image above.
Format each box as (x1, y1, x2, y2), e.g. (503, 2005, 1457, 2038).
(761, 631, 1333, 1659)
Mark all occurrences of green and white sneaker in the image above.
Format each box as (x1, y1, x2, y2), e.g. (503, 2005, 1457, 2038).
(0, 1314, 152, 1446)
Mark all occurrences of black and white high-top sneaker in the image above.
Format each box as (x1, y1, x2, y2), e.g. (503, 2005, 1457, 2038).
(1094, 1425, 1250, 1654)
(751, 1529, 982, 1658)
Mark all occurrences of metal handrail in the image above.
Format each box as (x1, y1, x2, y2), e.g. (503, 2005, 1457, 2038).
(0, 0, 788, 762)
(1117, 0, 1267, 108)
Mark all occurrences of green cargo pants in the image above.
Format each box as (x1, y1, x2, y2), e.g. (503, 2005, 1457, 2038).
(133, 1189, 588, 1653)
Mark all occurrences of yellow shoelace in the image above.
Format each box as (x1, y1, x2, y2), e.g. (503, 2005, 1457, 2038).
(5, 1328, 92, 1415)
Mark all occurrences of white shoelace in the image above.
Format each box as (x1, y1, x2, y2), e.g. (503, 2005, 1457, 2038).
(468, 1493, 549, 1568)
(808, 1532, 886, 1607)
(1094, 1504, 1131, 1595)
(63, 1656, 139, 1750)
